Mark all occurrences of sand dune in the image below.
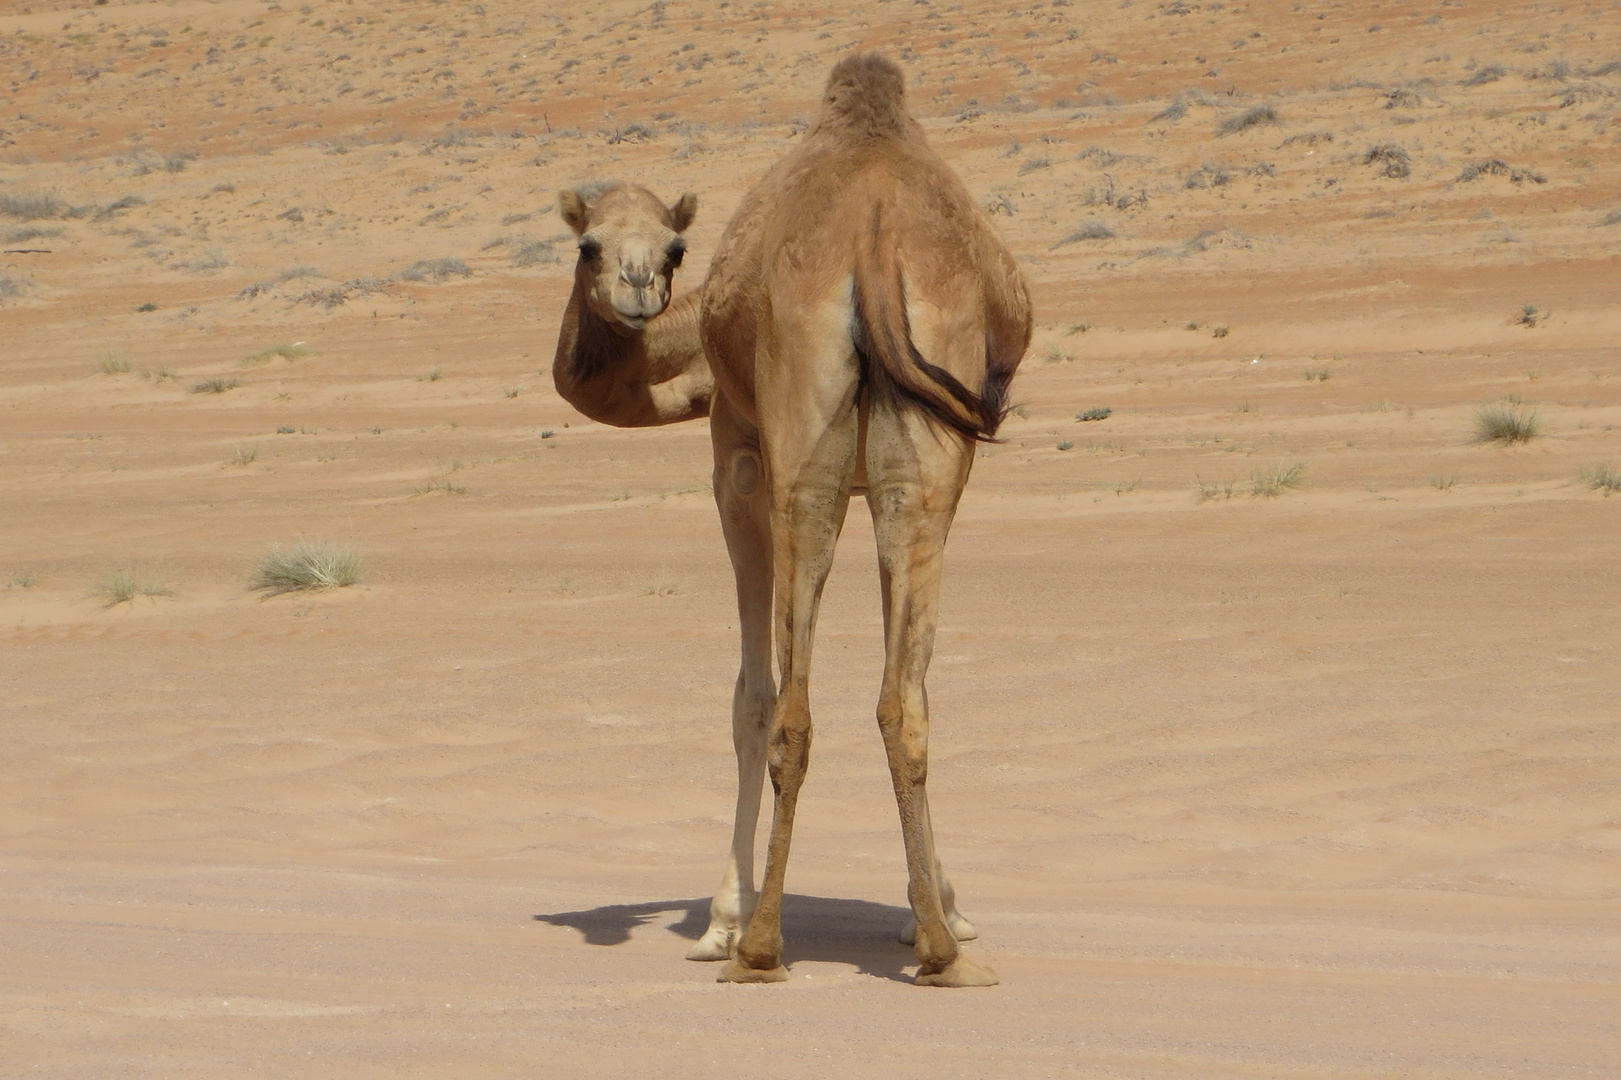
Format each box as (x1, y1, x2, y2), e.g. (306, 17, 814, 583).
(3, 1, 1619, 1076)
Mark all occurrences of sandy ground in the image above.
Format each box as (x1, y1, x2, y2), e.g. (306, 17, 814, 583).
(3, 0, 1620, 1076)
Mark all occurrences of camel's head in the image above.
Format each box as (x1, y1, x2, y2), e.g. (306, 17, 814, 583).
(558, 182, 697, 333)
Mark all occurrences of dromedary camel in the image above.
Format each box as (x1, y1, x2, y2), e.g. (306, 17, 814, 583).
(551, 53, 1031, 988)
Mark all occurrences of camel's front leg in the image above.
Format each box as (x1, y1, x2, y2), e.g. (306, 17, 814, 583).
(690, 396, 775, 961)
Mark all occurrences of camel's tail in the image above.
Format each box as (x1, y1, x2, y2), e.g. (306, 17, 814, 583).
(851, 206, 1013, 444)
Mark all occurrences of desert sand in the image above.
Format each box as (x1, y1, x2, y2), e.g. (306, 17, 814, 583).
(3, 0, 1619, 1075)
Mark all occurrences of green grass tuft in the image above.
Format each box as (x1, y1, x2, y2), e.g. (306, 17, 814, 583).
(1076, 406, 1113, 422)
(192, 377, 238, 394)
(230, 444, 259, 466)
(1578, 463, 1621, 495)
(242, 343, 314, 366)
(413, 476, 466, 495)
(1473, 403, 1542, 444)
(1250, 461, 1308, 497)
(91, 566, 173, 608)
(249, 541, 362, 595)
(95, 351, 132, 374)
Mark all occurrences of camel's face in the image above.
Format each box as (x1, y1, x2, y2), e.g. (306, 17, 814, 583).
(559, 184, 697, 334)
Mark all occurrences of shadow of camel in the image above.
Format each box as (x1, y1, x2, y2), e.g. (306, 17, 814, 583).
(534, 894, 918, 982)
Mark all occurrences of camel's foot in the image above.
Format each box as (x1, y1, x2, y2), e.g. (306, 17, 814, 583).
(685, 925, 739, 961)
(898, 911, 979, 945)
(915, 955, 999, 988)
(718, 959, 789, 984)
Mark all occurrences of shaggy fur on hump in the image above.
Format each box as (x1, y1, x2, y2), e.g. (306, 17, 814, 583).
(815, 52, 913, 138)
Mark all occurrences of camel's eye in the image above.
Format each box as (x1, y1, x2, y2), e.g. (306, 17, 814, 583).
(578, 236, 602, 262)
(666, 238, 686, 269)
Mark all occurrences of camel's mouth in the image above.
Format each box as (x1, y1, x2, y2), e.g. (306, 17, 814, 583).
(609, 288, 667, 330)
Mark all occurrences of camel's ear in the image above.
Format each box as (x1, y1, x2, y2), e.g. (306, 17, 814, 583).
(558, 189, 590, 235)
(668, 191, 698, 233)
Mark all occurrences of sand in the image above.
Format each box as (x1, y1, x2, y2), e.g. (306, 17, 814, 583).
(2, 0, 1619, 1075)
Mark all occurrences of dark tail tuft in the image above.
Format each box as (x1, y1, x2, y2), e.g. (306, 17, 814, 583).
(852, 209, 1010, 443)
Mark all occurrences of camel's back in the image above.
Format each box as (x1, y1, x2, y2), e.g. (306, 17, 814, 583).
(700, 54, 1029, 424)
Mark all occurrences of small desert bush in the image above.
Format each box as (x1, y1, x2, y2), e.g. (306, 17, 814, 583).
(192, 377, 238, 394)
(1599, 209, 1621, 228)
(96, 351, 132, 374)
(230, 444, 259, 466)
(1429, 474, 1459, 491)
(250, 541, 362, 595)
(1076, 406, 1113, 422)
(1461, 65, 1507, 86)
(1195, 477, 1239, 502)
(397, 257, 472, 282)
(0, 189, 77, 220)
(1304, 367, 1331, 381)
(5, 225, 64, 244)
(1184, 163, 1231, 189)
(91, 566, 173, 608)
(243, 343, 313, 365)
(1364, 144, 1412, 179)
(413, 476, 466, 495)
(1578, 464, 1621, 495)
(1280, 131, 1333, 148)
(1250, 461, 1308, 497)
(237, 267, 320, 301)
(1217, 104, 1280, 136)
(1457, 159, 1546, 185)
(1051, 221, 1115, 247)
(181, 245, 230, 272)
(1473, 403, 1542, 444)
(0, 274, 32, 301)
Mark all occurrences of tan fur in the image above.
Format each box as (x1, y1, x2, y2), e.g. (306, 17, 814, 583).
(551, 184, 713, 427)
(550, 54, 1030, 987)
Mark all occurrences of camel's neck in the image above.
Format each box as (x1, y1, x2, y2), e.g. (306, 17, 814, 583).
(551, 275, 712, 428)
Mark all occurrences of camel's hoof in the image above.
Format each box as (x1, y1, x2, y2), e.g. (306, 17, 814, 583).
(685, 928, 737, 961)
(718, 959, 789, 984)
(915, 956, 999, 988)
(898, 913, 979, 945)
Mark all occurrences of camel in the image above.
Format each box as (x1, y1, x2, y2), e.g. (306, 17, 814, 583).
(551, 53, 1031, 988)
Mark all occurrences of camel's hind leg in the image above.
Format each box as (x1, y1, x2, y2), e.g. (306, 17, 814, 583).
(865, 400, 997, 988)
(689, 394, 775, 961)
(720, 309, 861, 983)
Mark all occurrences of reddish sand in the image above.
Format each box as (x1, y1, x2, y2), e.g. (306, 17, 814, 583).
(3, 1, 1619, 1076)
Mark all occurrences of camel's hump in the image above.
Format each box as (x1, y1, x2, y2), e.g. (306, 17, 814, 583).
(816, 53, 911, 136)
